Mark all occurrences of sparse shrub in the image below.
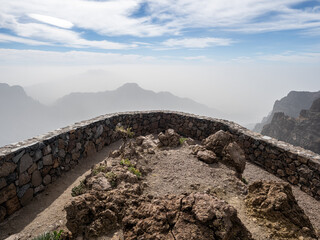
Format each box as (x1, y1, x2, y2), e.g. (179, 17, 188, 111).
(128, 166, 142, 177)
(115, 125, 134, 139)
(241, 177, 248, 185)
(120, 158, 132, 167)
(92, 165, 106, 175)
(179, 137, 187, 145)
(71, 180, 86, 197)
(32, 230, 63, 240)
(105, 172, 117, 187)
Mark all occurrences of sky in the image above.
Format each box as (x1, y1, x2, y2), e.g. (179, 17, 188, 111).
(0, 0, 320, 124)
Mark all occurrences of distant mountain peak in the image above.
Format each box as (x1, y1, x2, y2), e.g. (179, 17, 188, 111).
(117, 83, 142, 91)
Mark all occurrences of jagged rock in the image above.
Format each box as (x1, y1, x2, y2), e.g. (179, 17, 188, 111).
(245, 181, 317, 239)
(221, 142, 246, 176)
(123, 193, 253, 240)
(158, 129, 180, 147)
(65, 183, 142, 239)
(191, 144, 206, 155)
(197, 150, 217, 164)
(0, 162, 16, 178)
(202, 130, 234, 155)
(262, 97, 320, 154)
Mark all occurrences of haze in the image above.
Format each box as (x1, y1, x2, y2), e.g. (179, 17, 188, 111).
(1, 0, 320, 128)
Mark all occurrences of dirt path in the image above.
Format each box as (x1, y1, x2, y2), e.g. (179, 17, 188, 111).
(0, 141, 121, 240)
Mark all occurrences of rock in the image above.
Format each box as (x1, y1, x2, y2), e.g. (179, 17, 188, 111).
(221, 142, 246, 176)
(32, 170, 42, 187)
(262, 97, 320, 154)
(19, 154, 33, 173)
(158, 129, 180, 147)
(0, 162, 17, 177)
(245, 181, 317, 239)
(17, 184, 30, 198)
(0, 178, 6, 190)
(0, 183, 16, 205)
(84, 141, 96, 157)
(43, 145, 52, 155)
(202, 130, 234, 155)
(0, 205, 6, 221)
(43, 154, 53, 166)
(123, 193, 253, 240)
(91, 176, 112, 191)
(20, 188, 33, 206)
(18, 172, 31, 186)
(95, 125, 104, 138)
(27, 163, 37, 174)
(196, 150, 217, 164)
(43, 175, 52, 185)
(34, 150, 42, 162)
(5, 196, 21, 215)
(12, 150, 25, 163)
(34, 184, 45, 194)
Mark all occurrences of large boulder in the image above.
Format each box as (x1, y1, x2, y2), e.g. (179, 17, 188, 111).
(245, 181, 317, 239)
(221, 142, 246, 176)
(158, 129, 181, 147)
(202, 130, 234, 155)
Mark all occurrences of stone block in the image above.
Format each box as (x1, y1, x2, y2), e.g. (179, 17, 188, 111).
(27, 163, 38, 174)
(19, 154, 33, 173)
(5, 196, 21, 215)
(0, 205, 6, 221)
(0, 162, 17, 177)
(18, 172, 31, 186)
(0, 178, 6, 190)
(32, 170, 42, 187)
(12, 150, 25, 163)
(20, 188, 33, 206)
(17, 184, 30, 198)
(43, 154, 53, 166)
(0, 183, 16, 204)
(43, 175, 51, 185)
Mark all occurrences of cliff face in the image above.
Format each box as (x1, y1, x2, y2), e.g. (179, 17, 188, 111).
(262, 98, 320, 154)
(254, 91, 320, 133)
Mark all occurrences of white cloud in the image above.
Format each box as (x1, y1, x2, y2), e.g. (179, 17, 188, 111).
(163, 37, 233, 48)
(1, 0, 319, 42)
(0, 48, 156, 65)
(183, 56, 208, 60)
(0, 33, 48, 45)
(259, 51, 320, 63)
(28, 14, 74, 29)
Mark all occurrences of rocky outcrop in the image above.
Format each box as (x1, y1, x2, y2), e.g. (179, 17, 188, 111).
(254, 90, 320, 133)
(124, 193, 253, 240)
(193, 130, 246, 177)
(65, 134, 254, 239)
(158, 129, 181, 147)
(246, 181, 317, 239)
(262, 98, 320, 154)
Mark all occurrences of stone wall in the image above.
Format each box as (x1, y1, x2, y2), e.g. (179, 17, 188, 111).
(1, 111, 320, 221)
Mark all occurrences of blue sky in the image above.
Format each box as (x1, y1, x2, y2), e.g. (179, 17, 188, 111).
(0, 0, 320, 124)
(0, 0, 319, 62)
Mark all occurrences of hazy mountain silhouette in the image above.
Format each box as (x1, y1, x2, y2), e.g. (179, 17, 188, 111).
(0, 83, 224, 147)
(0, 83, 58, 146)
(254, 90, 320, 133)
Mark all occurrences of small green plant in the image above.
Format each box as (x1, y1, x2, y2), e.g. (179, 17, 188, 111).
(105, 172, 117, 187)
(128, 166, 142, 178)
(71, 180, 86, 197)
(241, 177, 248, 185)
(115, 125, 134, 138)
(179, 137, 187, 145)
(32, 230, 63, 240)
(92, 165, 106, 175)
(120, 158, 132, 167)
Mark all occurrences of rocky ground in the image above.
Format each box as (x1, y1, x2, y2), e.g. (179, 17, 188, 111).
(1, 129, 320, 240)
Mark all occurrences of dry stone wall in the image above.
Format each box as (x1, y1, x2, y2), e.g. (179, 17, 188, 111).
(0, 111, 320, 221)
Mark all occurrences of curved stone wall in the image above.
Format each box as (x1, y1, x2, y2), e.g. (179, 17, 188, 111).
(0, 111, 320, 221)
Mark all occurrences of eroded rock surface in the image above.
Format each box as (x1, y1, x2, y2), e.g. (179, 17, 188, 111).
(245, 181, 317, 239)
(158, 129, 181, 147)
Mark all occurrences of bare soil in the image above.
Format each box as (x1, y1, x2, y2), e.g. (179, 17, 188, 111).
(1, 139, 319, 240)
